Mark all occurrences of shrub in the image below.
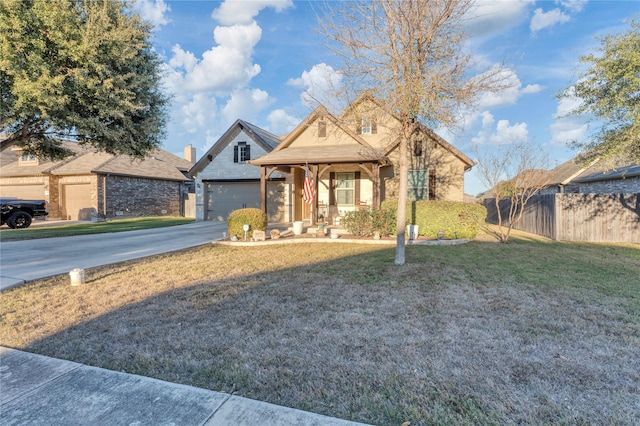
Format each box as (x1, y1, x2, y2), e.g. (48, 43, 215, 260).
(227, 208, 268, 239)
(342, 206, 396, 237)
(380, 199, 487, 239)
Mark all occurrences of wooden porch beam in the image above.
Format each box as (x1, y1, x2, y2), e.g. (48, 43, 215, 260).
(260, 166, 267, 215)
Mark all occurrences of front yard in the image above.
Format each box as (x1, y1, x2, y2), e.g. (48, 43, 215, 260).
(1, 230, 638, 425)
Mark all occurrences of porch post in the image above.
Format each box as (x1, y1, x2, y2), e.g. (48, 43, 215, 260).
(312, 164, 319, 226)
(260, 167, 267, 215)
(373, 163, 381, 208)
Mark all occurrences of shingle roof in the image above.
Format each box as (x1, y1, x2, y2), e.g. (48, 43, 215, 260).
(546, 158, 639, 186)
(575, 164, 640, 183)
(0, 141, 192, 181)
(249, 144, 388, 166)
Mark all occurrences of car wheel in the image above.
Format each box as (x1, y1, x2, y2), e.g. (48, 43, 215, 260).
(8, 211, 32, 229)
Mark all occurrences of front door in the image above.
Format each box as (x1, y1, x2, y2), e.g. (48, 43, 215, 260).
(294, 168, 311, 221)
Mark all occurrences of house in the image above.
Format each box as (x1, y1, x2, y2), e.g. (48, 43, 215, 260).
(541, 157, 640, 194)
(0, 140, 194, 221)
(189, 119, 285, 222)
(249, 94, 475, 224)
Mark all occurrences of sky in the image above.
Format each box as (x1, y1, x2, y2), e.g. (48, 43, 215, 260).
(136, 0, 639, 196)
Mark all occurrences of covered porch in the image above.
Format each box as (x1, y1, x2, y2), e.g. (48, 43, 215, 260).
(250, 145, 391, 226)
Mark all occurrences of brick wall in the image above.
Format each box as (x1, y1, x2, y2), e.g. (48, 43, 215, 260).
(575, 177, 640, 194)
(104, 175, 182, 218)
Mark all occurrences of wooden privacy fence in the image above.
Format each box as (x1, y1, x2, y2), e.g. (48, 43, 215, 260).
(483, 193, 640, 243)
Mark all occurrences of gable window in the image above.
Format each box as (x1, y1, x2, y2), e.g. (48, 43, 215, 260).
(233, 142, 250, 163)
(318, 121, 327, 137)
(19, 153, 38, 166)
(359, 116, 377, 135)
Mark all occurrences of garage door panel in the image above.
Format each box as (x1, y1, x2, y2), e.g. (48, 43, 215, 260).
(205, 182, 260, 221)
(0, 185, 45, 199)
(205, 182, 284, 222)
(63, 184, 93, 221)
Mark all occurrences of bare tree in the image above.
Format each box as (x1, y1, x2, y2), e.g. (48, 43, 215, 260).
(318, 0, 512, 264)
(475, 143, 551, 243)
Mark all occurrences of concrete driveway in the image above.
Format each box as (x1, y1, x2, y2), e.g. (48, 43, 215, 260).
(0, 221, 228, 291)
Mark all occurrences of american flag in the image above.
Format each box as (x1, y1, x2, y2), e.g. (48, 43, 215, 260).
(303, 165, 315, 204)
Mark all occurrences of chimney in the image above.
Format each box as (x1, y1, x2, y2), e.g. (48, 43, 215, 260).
(184, 144, 196, 163)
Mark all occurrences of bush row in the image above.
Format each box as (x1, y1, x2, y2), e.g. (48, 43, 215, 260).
(342, 205, 397, 237)
(343, 200, 486, 239)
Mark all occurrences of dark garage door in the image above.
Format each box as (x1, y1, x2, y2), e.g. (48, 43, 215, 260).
(205, 182, 260, 222)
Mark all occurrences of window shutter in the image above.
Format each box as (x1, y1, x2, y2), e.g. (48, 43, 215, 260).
(318, 121, 326, 137)
(355, 171, 361, 203)
(233, 145, 238, 163)
(329, 172, 335, 205)
(245, 144, 251, 161)
(356, 117, 362, 134)
(371, 118, 377, 134)
(429, 168, 437, 200)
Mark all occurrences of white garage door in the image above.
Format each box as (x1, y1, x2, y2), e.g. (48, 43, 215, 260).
(0, 184, 45, 199)
(205, 182, 260, 222)
(62, 184, 94, 221)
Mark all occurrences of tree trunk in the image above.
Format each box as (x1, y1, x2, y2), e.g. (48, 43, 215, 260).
(395, 126, 410, 265)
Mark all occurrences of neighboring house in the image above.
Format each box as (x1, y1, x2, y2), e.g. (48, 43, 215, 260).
(0, 140, 194, 221)
(541, 157, 640, 194)
(249, 94, 475, 224)
(189, 119, 285, 222)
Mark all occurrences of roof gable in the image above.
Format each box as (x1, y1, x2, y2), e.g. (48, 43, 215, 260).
(189, 119, 281, 175)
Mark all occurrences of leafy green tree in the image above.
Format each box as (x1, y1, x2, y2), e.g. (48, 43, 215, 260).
(561, 17, 640, 164)
(0, 0, 169, 160)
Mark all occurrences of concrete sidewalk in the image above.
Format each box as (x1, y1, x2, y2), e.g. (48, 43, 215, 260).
(0, 346, 369, 426)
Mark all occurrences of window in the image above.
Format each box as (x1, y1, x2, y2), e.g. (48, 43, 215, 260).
(19, 153, 38, 166)
(361, 117, 371, 135)
(233, 142, 250, 163)
(408, 169, 428, 201)
(359, 116, 377, 135)
(336, 172, 355, 204)
(408, 168, 437, 200)
(318, 121, 326, 137)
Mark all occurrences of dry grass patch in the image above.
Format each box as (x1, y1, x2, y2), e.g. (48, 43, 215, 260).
(1, 238, 639, 425)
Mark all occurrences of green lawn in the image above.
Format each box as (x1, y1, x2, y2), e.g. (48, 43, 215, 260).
(1, 229, 638, 425)
(0, 216, 194, 241)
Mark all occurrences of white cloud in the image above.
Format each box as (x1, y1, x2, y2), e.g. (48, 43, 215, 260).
(475, 67, 543, 109)
(550, 93, 589, 146)
(472, 116, 529, 145)
(558, 0, 588, 13)
(288, 63, 344, 110)
(530, 8, 571, 32)
(136, 0, 171, 29)
(480, 111, 495, 128)
(222, 89, 274, 123)
(477, 68, 522, 109)
(180, 93, 218, 131)
(267, 109, 301, 135)
(466, 0, 534, 38)
(212, 0, 293, 26)
(167, 22, 262, 95)
(521, 84, 544, 94)
(550, 119, 589, 146)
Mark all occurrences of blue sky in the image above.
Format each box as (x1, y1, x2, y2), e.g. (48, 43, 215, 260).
(136, 0, 639, 195)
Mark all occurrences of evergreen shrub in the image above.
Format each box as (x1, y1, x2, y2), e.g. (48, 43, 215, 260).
(380, 199, 487, 239)
(227, 208, 268, 239)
